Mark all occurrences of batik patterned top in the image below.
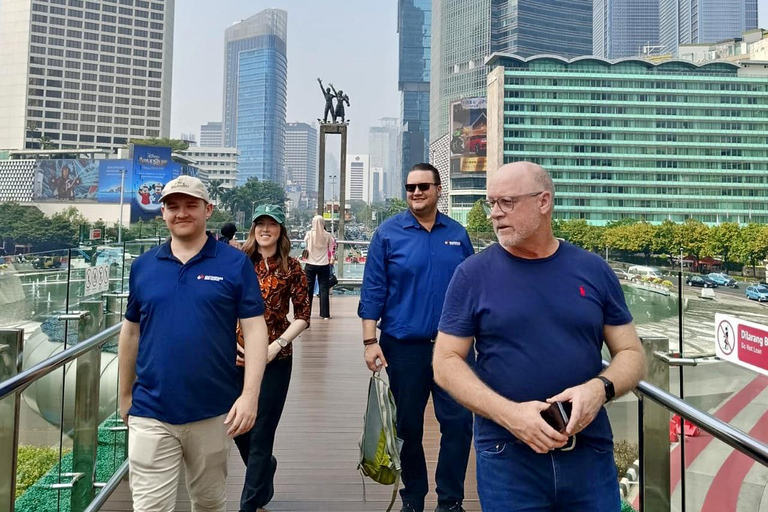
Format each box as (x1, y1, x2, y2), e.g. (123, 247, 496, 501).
(238, 256, 310, 361)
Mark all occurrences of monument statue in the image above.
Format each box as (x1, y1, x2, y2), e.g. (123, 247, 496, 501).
(330, 84, 350, 124)
(318, 78, 337, 123)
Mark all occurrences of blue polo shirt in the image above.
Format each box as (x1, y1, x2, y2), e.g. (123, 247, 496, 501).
(438, 242, 633, 451)
(358, 209, 473, 340)
(125, 235, 264, 425)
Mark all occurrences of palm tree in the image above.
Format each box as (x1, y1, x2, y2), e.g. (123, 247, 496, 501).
(208, 180, 224, 203)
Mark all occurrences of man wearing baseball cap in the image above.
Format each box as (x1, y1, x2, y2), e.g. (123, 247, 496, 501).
(118, 175, 270, 512)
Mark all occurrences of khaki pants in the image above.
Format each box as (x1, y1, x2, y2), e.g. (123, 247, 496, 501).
(128, 414, 232, 512)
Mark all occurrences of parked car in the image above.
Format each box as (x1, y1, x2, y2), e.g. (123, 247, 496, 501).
(612, 268, 631, 280)
(686, 275, 718, 288)
(627, 265, 663, 279)
(707, 272, 739, 288)
(746, 285, 768, 302)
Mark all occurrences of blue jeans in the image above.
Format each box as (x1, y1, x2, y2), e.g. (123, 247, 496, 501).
(476, 437, 621, 512)
(380, 332, 474, 511)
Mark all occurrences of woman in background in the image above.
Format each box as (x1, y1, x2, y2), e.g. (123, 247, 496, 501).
(236, 204, 310, 511)
(303, 215, 334, 319)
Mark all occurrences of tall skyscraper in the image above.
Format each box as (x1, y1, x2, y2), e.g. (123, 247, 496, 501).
(397, 0, 431, 199)
(593, 0, 660, 59)
(223, 9, 287, 185)
(430, 0, 592, 223)
(285, 122, 318, 200)
(0, 0, 175, 152)
(200, 122, 223, 147)
(369, 118, 400, 201)
(660, 0, 758, 55)
(346, 155, 371, 203)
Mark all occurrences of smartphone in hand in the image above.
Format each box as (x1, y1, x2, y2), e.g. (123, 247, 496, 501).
(541, 401, 572, 433)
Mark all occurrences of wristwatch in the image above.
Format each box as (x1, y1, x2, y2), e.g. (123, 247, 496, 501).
(275, 337, 289, 348)
(596, 376, 615, 403)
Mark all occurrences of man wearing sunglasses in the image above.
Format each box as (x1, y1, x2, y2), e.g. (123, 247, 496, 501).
(433, 161, 645, 512)
(359, 163, 475, 512)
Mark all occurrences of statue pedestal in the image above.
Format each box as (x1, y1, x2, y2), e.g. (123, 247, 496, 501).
(318, 123, 348, 237)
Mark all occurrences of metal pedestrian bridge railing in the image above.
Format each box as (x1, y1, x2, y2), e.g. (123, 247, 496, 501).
(4, 243, 768, 512)
(3, 322, 768, 512)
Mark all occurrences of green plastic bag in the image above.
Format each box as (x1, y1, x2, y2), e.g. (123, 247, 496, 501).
(358, 372, 403, 511)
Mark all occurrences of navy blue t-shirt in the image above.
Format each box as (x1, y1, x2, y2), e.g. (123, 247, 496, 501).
(125, 235, 265, 425)
(438, 241, 633, 451)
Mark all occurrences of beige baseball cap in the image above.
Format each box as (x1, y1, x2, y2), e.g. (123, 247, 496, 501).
(159, 176, 210, 203)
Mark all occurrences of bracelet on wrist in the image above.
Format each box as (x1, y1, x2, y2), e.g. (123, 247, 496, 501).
(363, 337, 378, 346)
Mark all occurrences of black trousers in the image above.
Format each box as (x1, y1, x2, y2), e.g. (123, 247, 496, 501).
(234, 356, 292, 512)
(304, 263, 331, 318)
(379, 332, 474, 511)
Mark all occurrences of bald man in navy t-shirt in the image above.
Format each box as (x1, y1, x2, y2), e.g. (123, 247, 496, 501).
(434, 162, 646, 512)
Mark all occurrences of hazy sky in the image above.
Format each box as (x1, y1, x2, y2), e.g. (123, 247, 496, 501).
(170, 1, 398, 154)
(170, 1, 768, 154)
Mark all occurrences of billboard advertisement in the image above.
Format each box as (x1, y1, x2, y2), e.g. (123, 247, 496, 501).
(32, 159, 99, 200)
(130, 145, 173, 222)
(449, 97, 487, 177)
(97, 159, 132, 203)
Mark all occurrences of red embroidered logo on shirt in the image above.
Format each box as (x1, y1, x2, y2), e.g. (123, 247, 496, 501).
(579, 286, 586, 297)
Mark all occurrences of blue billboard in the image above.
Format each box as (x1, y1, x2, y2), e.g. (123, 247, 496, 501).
(130, 145, 173, 222)
(97, 160, 132, 203)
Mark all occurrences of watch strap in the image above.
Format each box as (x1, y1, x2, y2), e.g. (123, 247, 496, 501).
(596, 375, 615, 402)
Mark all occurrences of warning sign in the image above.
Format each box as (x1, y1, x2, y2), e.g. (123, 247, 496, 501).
(715, 313, 768, 376)
(84, 264, 111, 297)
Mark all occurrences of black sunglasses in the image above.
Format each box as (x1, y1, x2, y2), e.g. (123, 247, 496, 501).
(405, 183, 437, 193)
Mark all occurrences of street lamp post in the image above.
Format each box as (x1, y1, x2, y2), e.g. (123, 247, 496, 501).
(118, 168, 126, 243)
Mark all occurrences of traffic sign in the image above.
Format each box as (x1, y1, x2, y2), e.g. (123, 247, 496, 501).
(84, 264, 111, 297)
(715, 313, 768, 376)
(90, 228, 102, 240)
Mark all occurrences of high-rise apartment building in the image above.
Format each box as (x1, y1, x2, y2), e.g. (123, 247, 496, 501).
(223, 9, 287, 185)
(486, 55, 768, 225)
(285, 122, 318, 202)
(593, 0, 659, 59)
(397, 0, 431, 198)
(199, 121, 223, 147)
(660, 0, 758, 55)
(369, 118, 400, 201)
(430, 0, 592, 223)
(0, 0, 175, 152)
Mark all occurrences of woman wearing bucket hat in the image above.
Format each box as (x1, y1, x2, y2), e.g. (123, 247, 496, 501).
(304, 215, 335, 319)
(235, 204, 310, 511)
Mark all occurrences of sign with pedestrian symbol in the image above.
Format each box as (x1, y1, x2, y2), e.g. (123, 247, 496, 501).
(715, 313, 768, 376)
(84, 264, 111, 297)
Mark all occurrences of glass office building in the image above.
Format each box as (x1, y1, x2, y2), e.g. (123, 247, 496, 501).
(487, 54, 768, 225)
(431, 0, 592, 223)
(223, 9, 287, 185)
(236, 46, 287, 185)
(398, 0, 431, 199)
(660, 0, 758, 56)
(593, 0, 660, 60)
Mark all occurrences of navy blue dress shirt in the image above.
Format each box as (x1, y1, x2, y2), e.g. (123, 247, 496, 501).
(358, 209, 473, 340)
(125, 235, 265, 424)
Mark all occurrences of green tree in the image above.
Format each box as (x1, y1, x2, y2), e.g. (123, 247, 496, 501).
(624, 222, 657, 262)
(129, 137, 189, 152)
(218, 178, 287, 228)
(652, 220, 678, 257)
(384, 199, 407, 220)
(735, 223, 768, 276)
(208, 180, 225, 203)
(708, 222, 741, 272)
(675, 219, 710, 262)
(560, 219, 604, 252)
(466, 200, 493, 235)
